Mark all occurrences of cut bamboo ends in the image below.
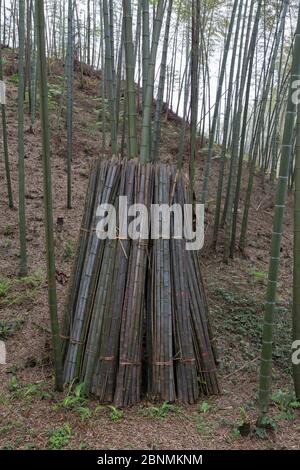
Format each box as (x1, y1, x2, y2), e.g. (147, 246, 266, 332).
(62, 158, 220, 407)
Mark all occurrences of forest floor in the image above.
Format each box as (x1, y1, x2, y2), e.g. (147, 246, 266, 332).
(0, 48, 298, 450)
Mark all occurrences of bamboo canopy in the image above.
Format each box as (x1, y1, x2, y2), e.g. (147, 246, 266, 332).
(62, 158, 219, 406)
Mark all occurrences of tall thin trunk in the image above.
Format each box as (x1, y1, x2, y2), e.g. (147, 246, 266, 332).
(0, 1, 13, 208)
(66, 0, 73, 209)
(142, 0, 149, 107)
(35, 0, 63, 392)
(151, 0, 172, 161)
(103, 0, 117, 154)
(140, 0, 165, 163)
(258, 0, 300, 420)
(18, 0, 27, 276)
(123, 0, 137, 159)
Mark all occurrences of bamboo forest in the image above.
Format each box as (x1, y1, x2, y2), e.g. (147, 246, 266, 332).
(1, 0, 300, 458)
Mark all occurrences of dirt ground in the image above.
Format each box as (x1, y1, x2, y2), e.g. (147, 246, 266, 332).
(0, 48, 299, 450)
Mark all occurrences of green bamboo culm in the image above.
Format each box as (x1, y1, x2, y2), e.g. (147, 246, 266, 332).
(258, 3, 300, 420)
(293, 75, 300, 400)
(30, 0, 37, 131)
(189, 0, 200, 191)
(0, 32, 13, 208)
(140, 0, 165, 163)
(18, 0, 28, 276)
(142, 0, 150, 109)
(103, 0, 117, 155)
(66, 0, 73, 209)
(122, 0, 137, 159)
(35, 0, 64, 392)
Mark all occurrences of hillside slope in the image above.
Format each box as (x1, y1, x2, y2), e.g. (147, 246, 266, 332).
(0, 48, 298, 450)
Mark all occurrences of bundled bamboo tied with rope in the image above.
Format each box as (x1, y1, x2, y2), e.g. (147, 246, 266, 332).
(62, 158, 219, 407)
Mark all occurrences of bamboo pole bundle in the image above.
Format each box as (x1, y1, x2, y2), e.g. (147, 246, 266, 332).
(63, 158, 120, 382)
(62, 158, 219, 406)
(148, 164, 175, 402)
(176, 174, 219, 396)
(114, 162, 153, 406)
(62, 161, 101, 361)
(170, 169, 199, 404)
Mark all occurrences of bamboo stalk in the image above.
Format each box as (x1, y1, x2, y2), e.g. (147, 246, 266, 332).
(35, 0, 63, 392)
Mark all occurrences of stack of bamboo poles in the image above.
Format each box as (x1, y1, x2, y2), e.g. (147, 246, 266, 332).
(62, 158, 219, 406)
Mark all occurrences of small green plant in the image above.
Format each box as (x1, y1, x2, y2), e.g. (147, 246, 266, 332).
(2, 443, 14, 450)
(0, 269, 45, 307)
(24, 443, 36, 450)
(231, 407, 251, 438)
(0, 279, 11, 298)
(199, 401, 211, 414)
(55, 383, 91, 419)
(79, 442, 89, 450)
(230, 427, 241, 439)
(255, 415, 277, 439)
(47, 424, 72, 450)
(108, 405, 124, 421)
(0, 317, 24, 340)
(250, 270, 267, 281)
(270, 389, 300, 420)
(62, 383, 86, 408)
(23, 382, 50, 399)
(142, 401, 180, 419)
(2, 240, 12, 249)
(3, 224, 14, 236)
(64, 240, 73, 260)
(8, 73, 19, 84)
(77, 406, 92, 421)
(196, 420, 207, 435)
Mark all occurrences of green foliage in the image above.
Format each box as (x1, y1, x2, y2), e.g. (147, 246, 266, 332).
(22, 382, 50, 399)
(199, 401, 211, 414)
(231, 407, 251, 438)
(8, 377, 50, 400)
(142, 401, 180, 419)
(0, 269, 45, 307)
(108, 405, 124, 422)
(8, 376, 19, 393)
(8, 73, 18, 84)
(0, 317, 24, 340)
(55, 383, 91, 420)
(255, 415, 277, 439)
(2, 443, 15, 450)
(0, 279, 11, 298)
(196, 420, 208, 435)
(270, 389, 300, 420)
(211, 286, 292, 371)
(64, 240, 73, 260)
(47, 424, 72, 450)
(3, 224, 14, 236)
(250, 270, 267, 281)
